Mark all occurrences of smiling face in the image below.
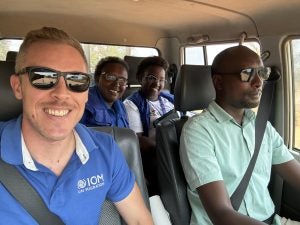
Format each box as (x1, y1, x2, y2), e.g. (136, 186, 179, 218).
(97, 62, 128, 106)
(10, 41, 88, 142)
(140, 65, 166, 101)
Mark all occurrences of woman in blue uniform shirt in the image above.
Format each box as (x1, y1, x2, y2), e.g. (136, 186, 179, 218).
(81, 56, 129, 128)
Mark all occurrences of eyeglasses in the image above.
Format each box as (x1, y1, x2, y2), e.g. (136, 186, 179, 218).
(144, 75, 167, 84)
(101, 72, 128, 86)
(217, 67, 271, 82)
(17, 66, 91, 92)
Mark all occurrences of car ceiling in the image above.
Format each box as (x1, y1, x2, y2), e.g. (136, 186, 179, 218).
(0, 0, 300, 46)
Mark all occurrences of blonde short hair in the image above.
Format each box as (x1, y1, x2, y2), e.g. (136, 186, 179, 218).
(15, 27, 87, 72)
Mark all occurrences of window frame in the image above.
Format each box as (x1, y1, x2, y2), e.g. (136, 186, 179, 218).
(282, 36, 300, 151)
(181, 39, 261, 66)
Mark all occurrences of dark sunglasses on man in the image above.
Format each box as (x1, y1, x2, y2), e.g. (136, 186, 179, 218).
(217, 67, 271, 82)
(17, 66, 91, 93)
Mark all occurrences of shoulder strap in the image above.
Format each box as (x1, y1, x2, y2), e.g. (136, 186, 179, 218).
(230, 70, 280, 210)
(0, 159, 65, 225)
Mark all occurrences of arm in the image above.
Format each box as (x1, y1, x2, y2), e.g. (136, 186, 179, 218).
(124, 100, 144, 133)
(197, 181, 266, 225)
(273, 159, 300, 191)
(124, 100, 156, 153)
(115, 183, 154, 225)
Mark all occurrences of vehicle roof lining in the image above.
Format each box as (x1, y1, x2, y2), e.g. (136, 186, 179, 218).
(1, 0, 300, 46)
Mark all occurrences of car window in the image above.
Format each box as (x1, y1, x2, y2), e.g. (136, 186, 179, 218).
(0, 39, 158, 73)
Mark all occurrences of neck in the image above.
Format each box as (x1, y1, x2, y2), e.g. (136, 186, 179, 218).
(216, 100, 245, 125)
(22, 130, 76, 176)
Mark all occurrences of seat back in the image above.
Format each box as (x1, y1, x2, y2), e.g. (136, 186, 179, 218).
(0, 61, 22, 121)
(123, 55, 144, 99)
(0, 61, 149, 225)
(6, 51, 18, 62)
(96, 126, 150, 225)
(156, 65, 215, 225)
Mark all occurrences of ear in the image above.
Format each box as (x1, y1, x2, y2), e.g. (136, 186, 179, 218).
(212, 74, 223, 91)
(10, 74, 23, 100)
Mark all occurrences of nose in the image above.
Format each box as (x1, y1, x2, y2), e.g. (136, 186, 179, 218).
(251, 72, 263, 88)
(114, 80, 121, 87)
(50, 77, 71, 100)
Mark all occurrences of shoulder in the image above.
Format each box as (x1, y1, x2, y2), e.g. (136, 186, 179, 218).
(160, 91, 174, 102)
(86, 86, 105, 108)
(264, 121, 283, 140)
(0, 121, 7, 134)
(123, 99, 139, 110)
(126, 91, 146, 106)
(0, 118, 20, 135)
(126, 90, 140, 100)
(185, 110, 214, 128)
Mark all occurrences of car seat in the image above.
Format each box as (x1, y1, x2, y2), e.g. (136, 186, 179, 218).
(156, 65, 215, 225)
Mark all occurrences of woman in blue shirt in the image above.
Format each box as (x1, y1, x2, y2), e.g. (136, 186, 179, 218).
(81, 57, 129, 128)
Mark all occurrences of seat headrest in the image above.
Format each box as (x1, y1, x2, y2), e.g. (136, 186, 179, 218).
(124, 55, 145, 85)
(174, 65, 215, 112)
(6, 51, 18, 62)
(0, 61, 22, 121)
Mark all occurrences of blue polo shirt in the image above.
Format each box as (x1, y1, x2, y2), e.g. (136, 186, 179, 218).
(0, 116, 135, 225)
(81, 86, 129, 128)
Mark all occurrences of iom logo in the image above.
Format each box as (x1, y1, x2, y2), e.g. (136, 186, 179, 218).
(77, 174, 104, 193)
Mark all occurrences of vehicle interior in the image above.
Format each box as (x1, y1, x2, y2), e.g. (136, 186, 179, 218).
(1, 0, 300, 224)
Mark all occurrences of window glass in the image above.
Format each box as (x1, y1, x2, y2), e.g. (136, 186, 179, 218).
(185, 46, 204, 65)
(0, 39, 158, 73)
(0, 39, 22, 60)
(184, 41, 260, 65)
(81, 43, 158, 73)
(291, 39, 300, 149)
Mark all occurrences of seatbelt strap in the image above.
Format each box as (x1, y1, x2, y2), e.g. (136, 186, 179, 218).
(230, 68, 280, 211)
(0, 159, 65, 225)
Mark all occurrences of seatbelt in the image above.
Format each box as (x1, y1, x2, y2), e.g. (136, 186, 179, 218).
(0, 159, 65, 225)
(230, 67, 281, 211)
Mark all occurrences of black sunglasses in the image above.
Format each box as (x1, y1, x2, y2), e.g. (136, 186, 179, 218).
(217, 67, 271, 82)
(101, 72, 128, 86)
(17, 66, 91, 93)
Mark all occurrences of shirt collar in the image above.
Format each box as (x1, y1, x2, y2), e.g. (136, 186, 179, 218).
(21, 129, 90, 171)
(1, 116, 96, 170)
(208, 101, 255, 125)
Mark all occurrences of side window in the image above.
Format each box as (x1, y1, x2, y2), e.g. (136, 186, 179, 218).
(289, 39, 300, 150)
(0, 39, 22, 60)
(184, 41, 260, 65)
(81, 43, 158, 73)
(0, 39, 158, 73)
(184, 46, 204, 65)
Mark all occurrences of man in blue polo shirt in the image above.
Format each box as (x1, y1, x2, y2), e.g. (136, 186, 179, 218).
(0, 27, 153, 225)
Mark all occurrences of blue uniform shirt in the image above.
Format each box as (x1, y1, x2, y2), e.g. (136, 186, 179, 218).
(126, 90, 174, 136)
(81, 86, 129, 128)
(0, 116, 135, 225)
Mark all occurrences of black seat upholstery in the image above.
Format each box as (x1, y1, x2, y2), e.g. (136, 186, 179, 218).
(0, 61, 22, 121)
(96, 126, 150, 225)
(6, 51, 18, 62)
(0, 60, 149, 225)
(123, 55, 144, 99)
(156, 65, 215, 225)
